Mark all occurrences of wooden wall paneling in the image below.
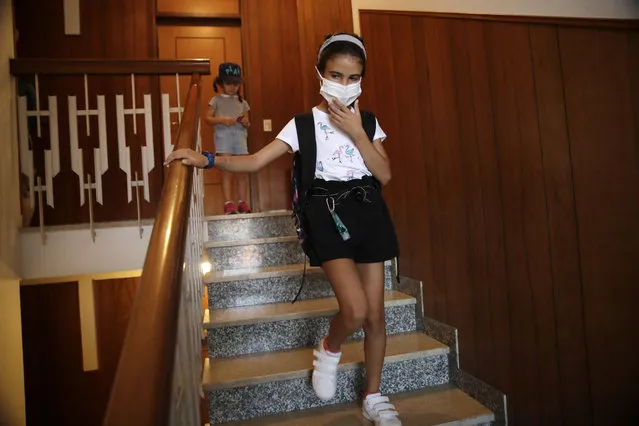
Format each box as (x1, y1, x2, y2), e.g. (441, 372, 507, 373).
(20, 282, 103, 426)
(447, 18, 492, 376)
(559, 27, 639, 426)
(157, 0, 240, 17)
(296, 0, 354, 110)
(363, 15, 411, 274)
(383, 14, 414, 276)
(241, 0, 264, 211)
(464, 20, 511, 393)
(515, 23, 563, 426)
(483, 22, 543, 425)
(529, 25, 592, 425)
(419, 16, 479, 369)
(15, 0, 156, 59)
(385, 14, 437, 319)
(422, 17, 476, 332)
(406, 17, 447, 320)
(93, 278, 139, 376)
(241, 0, 304, 211)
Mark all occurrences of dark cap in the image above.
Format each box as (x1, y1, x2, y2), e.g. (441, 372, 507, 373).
(217, 62, 243, 83)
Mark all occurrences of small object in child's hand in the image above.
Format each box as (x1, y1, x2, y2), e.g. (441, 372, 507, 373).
(236, 115, 244, 123)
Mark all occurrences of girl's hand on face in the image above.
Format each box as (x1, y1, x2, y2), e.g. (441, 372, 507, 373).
(328, 99, 365, 140)
(164, 149, 209, 168)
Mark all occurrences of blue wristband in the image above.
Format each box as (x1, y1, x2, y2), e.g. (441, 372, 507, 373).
(202, 151, 215, 169)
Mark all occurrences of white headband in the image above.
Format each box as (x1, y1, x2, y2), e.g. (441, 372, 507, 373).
(317, 34, 367, 61)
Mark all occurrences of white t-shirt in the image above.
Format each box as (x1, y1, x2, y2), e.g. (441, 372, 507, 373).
(276, 107, 387, 181)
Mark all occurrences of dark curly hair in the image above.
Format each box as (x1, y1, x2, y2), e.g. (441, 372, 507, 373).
(316, 32, 367, 77)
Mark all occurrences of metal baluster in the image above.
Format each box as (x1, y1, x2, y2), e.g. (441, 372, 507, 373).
(87, 174, 96, 242)
(36, 176, 46, 245)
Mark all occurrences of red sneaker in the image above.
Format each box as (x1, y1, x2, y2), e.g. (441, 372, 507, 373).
(223, 202, 237, 215)
(237, 201, 252, 214)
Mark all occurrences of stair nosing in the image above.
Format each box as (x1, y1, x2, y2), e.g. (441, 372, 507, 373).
(438, 412, 496, 426)
(202, 332, 449, 390)
(205, 210, 291, 222)
(204, 235, 298, 249)
(204, 264, 323, 284)
(203, 290, 416, 329)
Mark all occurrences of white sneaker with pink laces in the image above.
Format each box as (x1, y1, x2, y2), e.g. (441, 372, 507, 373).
(311, 338, 341, 401)
(362, 393, 402, 426)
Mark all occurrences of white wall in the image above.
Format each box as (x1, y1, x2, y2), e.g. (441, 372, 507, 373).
(20, 222, 154, 279)
(0, 0, 26, 423)
(352, 0, 639, 32)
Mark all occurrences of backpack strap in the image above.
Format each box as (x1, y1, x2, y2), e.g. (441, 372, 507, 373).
(294, 112, 317, 196)
(360, 110, 377, 143)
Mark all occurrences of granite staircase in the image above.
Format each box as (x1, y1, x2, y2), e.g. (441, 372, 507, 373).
(201, 211, 504, 425)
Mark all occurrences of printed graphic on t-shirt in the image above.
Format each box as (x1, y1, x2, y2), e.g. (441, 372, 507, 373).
(317, 122, 334, 140)
(314, 119, 364, 180)
(274, 107, 386, 181)
(326, 142, 361, 179)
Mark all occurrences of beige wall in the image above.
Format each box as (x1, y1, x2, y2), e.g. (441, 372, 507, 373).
(0, 0, 26, 424)
(352, 0, 639, 32)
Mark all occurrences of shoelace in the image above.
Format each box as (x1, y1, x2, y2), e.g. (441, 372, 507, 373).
(367, 395, 399, 420)
(312, 349, 340, 379)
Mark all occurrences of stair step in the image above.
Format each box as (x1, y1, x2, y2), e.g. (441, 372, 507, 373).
(219, 385, 494, 426)
(206, 263, 394, 309)
(204, 291, 418, 358)
(206, 236, 304, 271)
(203, 332, 447, 390)
(204, 333, 451, 423)
(204, 290, 414, 328)
(204, 263, 322, 284)
(207, 211, 295, 242)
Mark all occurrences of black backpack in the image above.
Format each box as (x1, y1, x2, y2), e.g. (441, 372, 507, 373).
(290, 110, 378, 302)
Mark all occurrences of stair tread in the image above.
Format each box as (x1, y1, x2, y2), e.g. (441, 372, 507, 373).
(203, 332, 448, 390)
(215, 385, 493, 425)
(204, 290, 415, 328)
(205, 210, 292, 221)
(205, 235, 298, 249)
(204, 263, 322, 284)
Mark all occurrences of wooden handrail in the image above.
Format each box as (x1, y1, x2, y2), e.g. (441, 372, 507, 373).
(102, 73, 202, 426)
(9, 58, 211, 76)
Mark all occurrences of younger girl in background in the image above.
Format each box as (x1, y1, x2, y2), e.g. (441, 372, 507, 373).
(206, 62, 252, 214)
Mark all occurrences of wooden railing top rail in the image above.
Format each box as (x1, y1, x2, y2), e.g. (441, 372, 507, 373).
(102, 73, 202, 426)
(9, 58, 211, 76)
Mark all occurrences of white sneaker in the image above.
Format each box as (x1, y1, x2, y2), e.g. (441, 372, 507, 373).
(311, 338, 341, 401)
(362, 393, 402, 425)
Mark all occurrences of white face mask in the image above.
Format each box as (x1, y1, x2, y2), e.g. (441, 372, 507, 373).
(317, 68, 362, 107)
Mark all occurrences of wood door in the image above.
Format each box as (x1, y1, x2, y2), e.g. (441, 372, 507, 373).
(158, 25, 244, 216)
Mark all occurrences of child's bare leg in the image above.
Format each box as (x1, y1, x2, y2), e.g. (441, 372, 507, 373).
(218, 154, 233, 202)
(321, 259, 368, 352)
(357, 262, 387, 394)
(237, 172, 249, 203)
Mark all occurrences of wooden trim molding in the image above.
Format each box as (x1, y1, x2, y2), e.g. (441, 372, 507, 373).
(9, 59, 211, 76)
(351, 0, 639, 33)
(361, 9, 639, 29)
(156, 11, 240, 19)
(20, 269, 142, 286)
(78, 278, 99, 372)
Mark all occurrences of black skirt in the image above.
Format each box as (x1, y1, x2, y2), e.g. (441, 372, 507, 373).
(303, 176, 399, 267)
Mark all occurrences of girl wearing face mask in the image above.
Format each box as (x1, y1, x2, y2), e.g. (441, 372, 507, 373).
(166, 32, 401, 426)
